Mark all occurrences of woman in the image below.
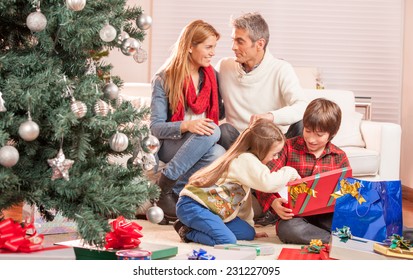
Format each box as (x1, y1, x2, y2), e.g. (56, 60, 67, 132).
(150, 20, 225, 224)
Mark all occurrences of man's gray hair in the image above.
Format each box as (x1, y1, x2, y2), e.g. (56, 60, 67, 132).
(231, 12, 269, 49)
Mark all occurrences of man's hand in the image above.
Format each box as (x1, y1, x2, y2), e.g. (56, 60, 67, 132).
(250, 112, 274, 124)
(181, 118, 215, 135)
(271, 197, 294, 220)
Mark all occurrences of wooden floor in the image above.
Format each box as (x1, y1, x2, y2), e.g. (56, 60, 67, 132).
(403, 198, 413, 228)
(3, 197, 413, 228)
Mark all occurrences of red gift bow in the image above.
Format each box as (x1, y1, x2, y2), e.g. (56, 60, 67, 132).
(104, 216, 143, 250)
(0, 218, 44, 252)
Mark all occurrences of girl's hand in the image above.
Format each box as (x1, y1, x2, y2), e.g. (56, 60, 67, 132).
(271, 197, 294, 220)
(255, 232, 269, 238)
(181, 118, 215, 135)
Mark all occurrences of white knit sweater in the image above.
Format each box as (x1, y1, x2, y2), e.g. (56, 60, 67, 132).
(216, 51, 308, 133)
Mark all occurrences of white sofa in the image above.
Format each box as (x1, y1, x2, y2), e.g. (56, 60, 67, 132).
(304, 89, 401, 181)
(120, 83, 402, 181)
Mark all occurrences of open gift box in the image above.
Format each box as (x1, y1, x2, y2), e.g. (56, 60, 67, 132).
(286, 167, 352, 216)
(329, 233, 397, 260)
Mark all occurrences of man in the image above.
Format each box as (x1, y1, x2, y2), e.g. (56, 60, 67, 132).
(216, 12, 308, 225)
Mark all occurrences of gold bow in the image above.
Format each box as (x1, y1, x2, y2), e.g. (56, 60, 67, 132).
(331, 179, 366, 204)
(289, 182, 317, 205)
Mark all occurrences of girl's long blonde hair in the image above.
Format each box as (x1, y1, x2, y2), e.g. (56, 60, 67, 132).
(160, 20, 220, 114)
(188, 119, 285, 188)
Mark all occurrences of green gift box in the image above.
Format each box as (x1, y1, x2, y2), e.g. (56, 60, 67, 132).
(56, 239, 178, 260)
(214, 242, 275, 256)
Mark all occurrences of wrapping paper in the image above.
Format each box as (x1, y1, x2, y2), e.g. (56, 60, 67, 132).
(286, 167, 352, 216)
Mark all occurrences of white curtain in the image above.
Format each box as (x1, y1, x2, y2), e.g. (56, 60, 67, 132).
(151, 0, 404, 123)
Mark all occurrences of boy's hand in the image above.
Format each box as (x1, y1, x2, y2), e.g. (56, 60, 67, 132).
(271, 197, 294, 220)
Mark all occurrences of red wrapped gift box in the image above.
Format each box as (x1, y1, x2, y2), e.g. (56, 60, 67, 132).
(286, 167, 352, 216)
(277, 247, 335, 260)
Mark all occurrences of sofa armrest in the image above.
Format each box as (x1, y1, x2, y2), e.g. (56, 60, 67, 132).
(360, 120, 401, 180)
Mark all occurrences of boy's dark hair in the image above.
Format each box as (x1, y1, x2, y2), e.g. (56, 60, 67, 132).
(303, 98, 342, 140)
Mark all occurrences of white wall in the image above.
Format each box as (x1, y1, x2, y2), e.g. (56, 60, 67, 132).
(106, 0, 152, 83)
(108, 0, 413, 189)
(401, 0, 413, 189)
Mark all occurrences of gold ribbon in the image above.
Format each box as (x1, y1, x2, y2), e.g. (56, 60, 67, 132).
(289, 182, 317, 203)
(331, 179, 366, 204)
(310, 239, 323, 247)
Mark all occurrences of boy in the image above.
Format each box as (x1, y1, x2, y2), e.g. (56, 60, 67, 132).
(255, 98, 351, 244)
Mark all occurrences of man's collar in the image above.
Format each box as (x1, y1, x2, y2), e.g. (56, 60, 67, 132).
(240, 51, 265, 73)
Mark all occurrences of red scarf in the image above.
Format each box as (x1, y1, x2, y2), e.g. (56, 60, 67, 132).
(171, 65, 219, 124)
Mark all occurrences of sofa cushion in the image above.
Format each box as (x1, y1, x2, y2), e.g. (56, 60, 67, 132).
(304, 89, 365, 148)
(331, 112, 365, 148)
(341, 146, 379, 177)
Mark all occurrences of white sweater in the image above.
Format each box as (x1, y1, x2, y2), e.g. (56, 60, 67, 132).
(216, 51, 308, 133)
(180, 152, 300, 226)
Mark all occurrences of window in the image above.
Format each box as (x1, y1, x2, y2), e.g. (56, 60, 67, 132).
(151, 0, 403, 123)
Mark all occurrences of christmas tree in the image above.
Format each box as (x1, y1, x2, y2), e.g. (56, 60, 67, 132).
(0, 0, 159, 246)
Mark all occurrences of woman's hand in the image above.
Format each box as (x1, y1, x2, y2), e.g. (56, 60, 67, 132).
(271, 197, 294, 220)
(181, 118, 215, 135)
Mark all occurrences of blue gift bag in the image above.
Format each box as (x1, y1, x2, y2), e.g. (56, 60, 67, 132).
(331, 177, 403, 242)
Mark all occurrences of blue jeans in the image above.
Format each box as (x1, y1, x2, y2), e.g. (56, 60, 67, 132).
(157, 123, 226, 194)
(176, 195, 256, 246)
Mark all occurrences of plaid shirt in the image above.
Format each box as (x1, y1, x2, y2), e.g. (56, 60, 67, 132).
(256, 136, 350, 213)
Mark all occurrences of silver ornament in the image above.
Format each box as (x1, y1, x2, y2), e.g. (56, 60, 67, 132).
(116, 95, 123, 108)
(99, 23, 117, 42)
(133, 48, 148, 63)
(103, 82, 119, 100)
(18, 120, 40, 141)
(109, 132, 129, 152)
(132, 148, 144, 165)
(85, 58, 96, 75)
(0, 146, 19, 168)
(70, 100, 87, 118)
(26, 11, 47, 32)
(0, 91, 6, 112)
(136, 14, 152, 30)
(94, 99, 109, 116)
(142, 153, 156, 171)
(117, 31, 129, 45)
(141, 135, 160, 154)
(66, 0, 86, 11)
(28, 35, 39, 47)
(146, 203, 164, 224)
(47, 148, 74, 181)
(120, 38, 140, 56)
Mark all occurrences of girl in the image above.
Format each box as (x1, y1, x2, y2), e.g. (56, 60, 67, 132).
(174, 119, 300, 246)
(150, 20, 225, 223)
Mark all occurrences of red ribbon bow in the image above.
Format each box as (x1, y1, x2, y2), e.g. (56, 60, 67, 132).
(0, 218, 44, 252)
(104, 216, 143, 250)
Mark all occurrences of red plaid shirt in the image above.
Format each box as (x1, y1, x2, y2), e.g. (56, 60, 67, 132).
(256, 136, 350, 213)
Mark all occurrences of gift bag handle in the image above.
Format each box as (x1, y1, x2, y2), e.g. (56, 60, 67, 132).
(355, 200, 371, 217)
(356, 181, 371, 218)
